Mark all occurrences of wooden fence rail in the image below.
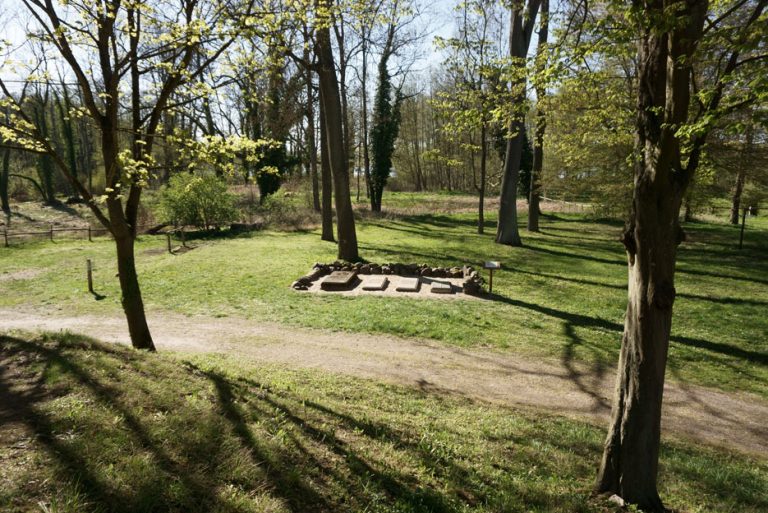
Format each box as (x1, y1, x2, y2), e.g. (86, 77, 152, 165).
(1, 225, 156, 247)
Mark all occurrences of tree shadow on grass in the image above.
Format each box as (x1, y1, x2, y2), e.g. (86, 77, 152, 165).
(0, 333, 575, 513)
(0, 335, 239, 513)
(482, 294, 768, 367)
(2, 334, 766, 513)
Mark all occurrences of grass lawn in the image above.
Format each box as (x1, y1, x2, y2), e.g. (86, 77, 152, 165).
(1, 332, 766, 513)
(1, 195, 767, 400)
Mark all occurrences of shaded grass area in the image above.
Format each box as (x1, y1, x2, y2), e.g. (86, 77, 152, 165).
(1, 333, 766, 513)
(0, 201, 766, 398)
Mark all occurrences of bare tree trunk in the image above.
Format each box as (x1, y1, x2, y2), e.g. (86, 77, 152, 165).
(528, 112, 543, 231)
(496, 0, 541, 246)
(114, 231, 155, 351)
(317, 4, 358, 260)
(306, 68, 320, 212)
(596, 1, 707, 509)
(478, 124, 487, 235)
(528, 0, 548, 232)
(496, 119, 524, 245)
(361, 34, 372, 199)
(319, 95, 335, 242)
(729, 123, 753, 224)
(730, 170, 746, 224)
(103, 116, 156, 351)
(1, 148, 10, 216)
(597, 195, 680, 510)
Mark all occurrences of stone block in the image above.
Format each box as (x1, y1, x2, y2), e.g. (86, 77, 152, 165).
(321, 270, 358, 290)
(395, 277, 421, 292)
(362, 276, 389, 291)
(430, 281, 453, 294)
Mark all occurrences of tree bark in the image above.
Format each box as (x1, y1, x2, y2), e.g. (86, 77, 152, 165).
(730, 169, 746, 224)
(114, 232, 155, 351)
(495, 0, 541, 246)
(596, 1, 707, 510)
(361, 33, 372, 199)
(316, 3, 358, 260)
(305, 61, 320, 212)
(496, 119, 525, 245)
(528, 0, 548, 232)
(1, 148, 10, 216)
(319, 94, 335, 242)
(478, 124, 487, 234)
(103, 111, 155, 351)
(729, 123, 753, 224)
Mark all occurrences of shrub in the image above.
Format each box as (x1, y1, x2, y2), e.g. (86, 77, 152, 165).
(160, 173, 239, 229)
(259, 193, 316, 230)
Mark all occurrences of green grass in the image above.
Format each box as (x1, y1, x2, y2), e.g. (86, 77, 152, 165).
(1, 195, 766, 398)
(1, 332, 765, 513)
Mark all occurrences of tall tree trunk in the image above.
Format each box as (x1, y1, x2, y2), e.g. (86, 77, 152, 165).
(362, 34, 372, 199)
(103, 118, 156, 352)
(730, 169, 746, 225)
(496, 0, 541, 246)
(307, 78, 320, 212)
(1, 148, 10, 216)
(528, 0, 548, 232)
(596, 1, 707, 510)
(319, 90, 335, 242)
(729, 123, 753, 224)
(478, 124, 487, 235)
(496, 119, 525, 245)
(317, 4, 358, 260)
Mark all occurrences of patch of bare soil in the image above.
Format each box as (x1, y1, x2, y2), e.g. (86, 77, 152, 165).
(0, 269, 43, 282)
(1, 307, 765, 457)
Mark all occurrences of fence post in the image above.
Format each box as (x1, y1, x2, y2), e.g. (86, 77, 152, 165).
(86, 258, 94, 293)
(181, 226, 187, 248)
(3, 229, 7, 248)
(88, 226, 92, 242)
(49, 224, 54, 242)
(167, 232, 172, 254)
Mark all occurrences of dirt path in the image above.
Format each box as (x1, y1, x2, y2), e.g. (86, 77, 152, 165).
(2, 308, 766, 457)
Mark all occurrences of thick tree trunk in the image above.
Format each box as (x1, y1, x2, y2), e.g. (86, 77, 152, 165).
(596, 1, 707, 510)
(496, 0, 541, 246)
(316, 9, 358, 260)
(114, 232, 156, 351)
(319, 97, 335, 242)
(596, 195, 680, 511)
(496, 119, 524, 245)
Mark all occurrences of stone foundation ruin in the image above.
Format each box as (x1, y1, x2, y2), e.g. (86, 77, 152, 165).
(291, 261, 485, 296)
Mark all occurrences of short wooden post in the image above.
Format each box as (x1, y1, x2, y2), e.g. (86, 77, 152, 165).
(88, 226, 92, 242)
(166, 232, 173, 253)
(180, 226, 187, 248)
(3, 229, 8, 247)
(739, 207, 748, 250)
(483, 261, 501, 294)
(86, 259, 94, 293)
(49, 224, 54, 242)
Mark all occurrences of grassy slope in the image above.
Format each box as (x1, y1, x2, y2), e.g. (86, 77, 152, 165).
(1, 333, 766, 513)
(1, 196, 766, 398)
